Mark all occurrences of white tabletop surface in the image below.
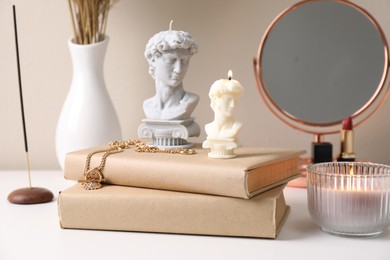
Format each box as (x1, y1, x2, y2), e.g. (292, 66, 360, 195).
(1, 170, 389, 260)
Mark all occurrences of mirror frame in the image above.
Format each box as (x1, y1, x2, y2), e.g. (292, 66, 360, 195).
(254, 0, 390, 137)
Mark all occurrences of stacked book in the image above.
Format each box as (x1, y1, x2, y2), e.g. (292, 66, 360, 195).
(58, 145, 304, 238)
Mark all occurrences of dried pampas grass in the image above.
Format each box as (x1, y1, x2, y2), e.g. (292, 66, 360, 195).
(68, 0, 115, 44)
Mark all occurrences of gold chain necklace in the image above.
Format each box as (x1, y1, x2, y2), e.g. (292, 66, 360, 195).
(82, 140, 196, 190)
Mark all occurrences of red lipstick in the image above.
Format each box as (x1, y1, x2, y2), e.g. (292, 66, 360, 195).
(337, 116, 356, 162)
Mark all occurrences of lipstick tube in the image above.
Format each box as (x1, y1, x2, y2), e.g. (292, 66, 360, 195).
(338, 116, 356, 162)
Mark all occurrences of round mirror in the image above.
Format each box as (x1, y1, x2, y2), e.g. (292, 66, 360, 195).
(254, 0, 389, 135)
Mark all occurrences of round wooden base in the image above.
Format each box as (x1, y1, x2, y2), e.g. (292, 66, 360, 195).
(287, 175, 307, 188)
(287, 157, 310, 188)
(8, 187, 54, 204)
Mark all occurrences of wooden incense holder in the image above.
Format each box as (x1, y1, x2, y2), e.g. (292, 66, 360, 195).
(8, 187, 54, 204)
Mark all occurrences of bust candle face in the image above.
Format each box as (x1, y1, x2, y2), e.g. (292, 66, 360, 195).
(154, 49, 190, 88)
(215, 94, 237, 117)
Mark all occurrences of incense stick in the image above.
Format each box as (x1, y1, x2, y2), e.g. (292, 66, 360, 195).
(13, 5, 32, 189)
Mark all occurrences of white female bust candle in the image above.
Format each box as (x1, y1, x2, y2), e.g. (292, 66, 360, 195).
(202, 70, 244, 158)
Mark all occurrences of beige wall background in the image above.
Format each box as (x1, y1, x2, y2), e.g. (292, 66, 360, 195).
(1, 0, 389, 170)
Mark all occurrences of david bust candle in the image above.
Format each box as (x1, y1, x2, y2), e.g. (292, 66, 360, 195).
(202, 70, 244, 158)
(307, 162, 390, 237)
(138, 21, 200, 149)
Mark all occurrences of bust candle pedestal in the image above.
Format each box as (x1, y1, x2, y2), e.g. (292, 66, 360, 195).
(138, 118, 200, 148)
(202, 139, 238, 159)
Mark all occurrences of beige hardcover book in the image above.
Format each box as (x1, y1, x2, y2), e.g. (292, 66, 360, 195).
(64, 145, 304, 199)
(58, 183, 289, 238)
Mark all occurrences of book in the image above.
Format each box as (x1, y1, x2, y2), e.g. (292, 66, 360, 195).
(58, 183, 289, 238)
(64, 145, 304, 199)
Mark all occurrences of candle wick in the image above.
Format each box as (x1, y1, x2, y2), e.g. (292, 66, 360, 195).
(227, 69, 233, 80)
(169, 20, 173, 31)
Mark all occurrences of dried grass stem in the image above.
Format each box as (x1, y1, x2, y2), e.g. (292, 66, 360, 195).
(68, 0, 111, 44)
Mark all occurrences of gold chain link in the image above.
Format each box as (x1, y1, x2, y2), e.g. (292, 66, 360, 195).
(82, 140, 196, 190)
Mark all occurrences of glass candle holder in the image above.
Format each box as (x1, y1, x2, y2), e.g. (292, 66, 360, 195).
(307, 162, 390, 237)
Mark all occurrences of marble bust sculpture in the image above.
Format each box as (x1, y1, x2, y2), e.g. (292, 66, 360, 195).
(144, 29, 199, 120)
(138, 25, 200, 148)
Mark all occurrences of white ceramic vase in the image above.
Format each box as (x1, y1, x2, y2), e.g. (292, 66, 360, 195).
(56, 36, 122, 169)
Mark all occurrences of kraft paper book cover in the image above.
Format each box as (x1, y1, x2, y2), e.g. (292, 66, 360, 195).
(64, 145, 304, 199)
(58, 183, 289, 238)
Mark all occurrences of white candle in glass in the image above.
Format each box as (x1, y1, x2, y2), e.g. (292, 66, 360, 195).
(307, 162, 390, 237)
